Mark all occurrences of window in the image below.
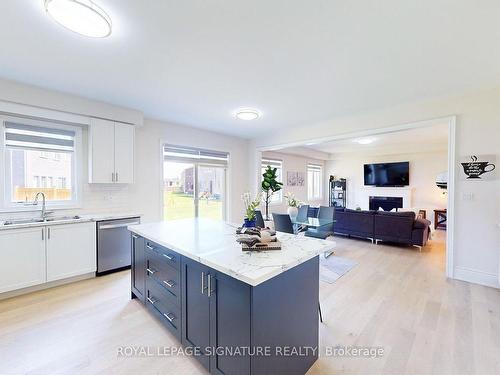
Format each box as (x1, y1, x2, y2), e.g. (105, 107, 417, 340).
(2, 118, 81, 209)
(163, 145, 228, 221)
(307, 164, 323, 200)
(261, 158, 283, 203)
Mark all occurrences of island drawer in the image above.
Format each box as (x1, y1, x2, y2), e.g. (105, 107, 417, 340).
(146, 278, 181, 340)
(146, 250, 181, 304)
(145, 240, 180, 271)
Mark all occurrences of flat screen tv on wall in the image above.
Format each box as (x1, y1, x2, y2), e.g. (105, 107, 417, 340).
(364, 162, 410, 187)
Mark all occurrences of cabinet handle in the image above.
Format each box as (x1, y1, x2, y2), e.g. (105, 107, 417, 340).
(201, 272, 205, 294)
(116, 172, 119, 182)
(147, 297, 157, 305)
(131, 234, 139, 239)
(42, 228, 44, 241)
(146, 244, 154, 250)
(163, 280, 175, 288)
(207, 274, 212, 297)
(48, 227, 51, 239)
(146, 268, 156, 275)
(111, 172, 115, 182)
(163, 312, 175, 322)
(162, 253, 173, 261)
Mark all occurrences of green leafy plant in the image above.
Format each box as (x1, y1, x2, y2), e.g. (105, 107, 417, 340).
(242, 192, 261, 221)
(261, 165, 283, 220)
(284, 192, 301, 207)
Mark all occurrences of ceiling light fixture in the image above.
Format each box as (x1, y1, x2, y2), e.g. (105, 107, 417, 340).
(355, 138, 375, 145)
(44, 0, 112, 38)
(234, 108, 261, 121)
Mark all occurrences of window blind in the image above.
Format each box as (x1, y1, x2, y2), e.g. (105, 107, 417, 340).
(262, 158, 282, 168)
(307, 163, 322, 172)
(163, 145, 229, 165)
(4, 122, 75, 152)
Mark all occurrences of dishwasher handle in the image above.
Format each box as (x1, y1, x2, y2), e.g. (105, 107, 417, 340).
(99, 221, 140, 230)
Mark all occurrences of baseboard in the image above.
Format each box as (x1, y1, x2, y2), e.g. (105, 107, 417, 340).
(0, 272, 96, 301)
(454, 267, 499, 289)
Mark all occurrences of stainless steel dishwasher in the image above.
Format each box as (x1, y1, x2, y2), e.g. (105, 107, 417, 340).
(96, 217, 141, 275)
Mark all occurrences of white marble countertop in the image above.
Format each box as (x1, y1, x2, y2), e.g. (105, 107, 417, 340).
(0, 212, 141, 230)
(128, 218, 336, 286)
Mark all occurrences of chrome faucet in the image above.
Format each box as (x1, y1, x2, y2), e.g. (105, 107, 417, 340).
(33, 192, 49, 220)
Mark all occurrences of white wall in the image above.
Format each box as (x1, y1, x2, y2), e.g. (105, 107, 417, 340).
(250, 87, 500, 288)
(325, 151, 448, 223)
(0, 82, 249, 224)
(261, 151, 326, 216)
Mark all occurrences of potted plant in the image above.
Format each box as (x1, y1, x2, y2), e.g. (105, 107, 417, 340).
(284, 192, 301, 219)
(261, 165, 283, 220)
(242, 192, 261, 227)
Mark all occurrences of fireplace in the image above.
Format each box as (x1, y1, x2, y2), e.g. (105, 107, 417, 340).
(369, 196, 403, 211)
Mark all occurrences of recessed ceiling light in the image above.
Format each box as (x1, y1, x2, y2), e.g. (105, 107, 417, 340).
(354, 138, 375, 145)
(234, 108, 261, 121)
(44, 0, 112, 38)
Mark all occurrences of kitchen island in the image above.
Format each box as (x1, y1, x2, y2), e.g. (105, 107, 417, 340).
(128, 218, 335, 375)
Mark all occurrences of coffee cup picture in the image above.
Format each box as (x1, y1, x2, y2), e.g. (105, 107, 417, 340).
(461, 155, 496, 180)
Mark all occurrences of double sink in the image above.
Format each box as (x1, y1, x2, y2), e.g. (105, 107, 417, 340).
(2, 215, 82, 226)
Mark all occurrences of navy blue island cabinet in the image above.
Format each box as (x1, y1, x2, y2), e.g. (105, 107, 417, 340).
(131, 234, 320, 375)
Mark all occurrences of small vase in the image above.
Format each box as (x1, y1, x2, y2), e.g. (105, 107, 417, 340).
(287, 206, 298, 219)
(244, 218, 256, 228)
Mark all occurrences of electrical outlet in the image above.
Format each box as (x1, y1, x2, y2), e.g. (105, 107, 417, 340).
(461, 192, 474, 201)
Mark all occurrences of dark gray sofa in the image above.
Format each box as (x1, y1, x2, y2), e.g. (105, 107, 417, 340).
(334, 208, 431, 249)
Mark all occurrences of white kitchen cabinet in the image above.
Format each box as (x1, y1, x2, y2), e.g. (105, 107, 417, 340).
(46, 222, 96, 282)
(0, 227, 46, 293)
(114, 123, 135, 183)
(88, 118, 134, 184)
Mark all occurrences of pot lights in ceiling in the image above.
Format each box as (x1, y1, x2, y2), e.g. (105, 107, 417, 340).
(234, 108, 261, 121)
(354, 138, 375, 145)
(44, 0, 112, 38)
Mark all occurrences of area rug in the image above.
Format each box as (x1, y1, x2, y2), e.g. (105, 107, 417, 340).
(320, 255, 357, 284)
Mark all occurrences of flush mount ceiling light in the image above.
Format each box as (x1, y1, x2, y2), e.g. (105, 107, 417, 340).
(234, 108, 261, 121)
(354, 138, 375, 145)
(44, 0, 112, 38)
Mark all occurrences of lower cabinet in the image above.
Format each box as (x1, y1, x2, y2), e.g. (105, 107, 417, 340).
(46, 222, 96, 282)
(181, 258, 212, 369)
(181, 257, 251, 374)
(132, 242, 252, 374)
(131, 234, 145, 301)
(0, 227, 46, 293)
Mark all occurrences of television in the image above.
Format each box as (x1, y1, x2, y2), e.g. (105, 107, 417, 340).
(364, 162, 409, 187)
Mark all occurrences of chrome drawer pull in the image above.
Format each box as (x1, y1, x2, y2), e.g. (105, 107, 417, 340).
(131, 234, 139, 239)
(146, 244, 154, 250)
(163, 280, 175, 288)
(201, 272, 205, 294)
(163, 313, 175, 322)
(146, 268, 156, 275)
(207, 274, 212, 298)
(162, 253, 173, 261)
(147, 297, 157, 305)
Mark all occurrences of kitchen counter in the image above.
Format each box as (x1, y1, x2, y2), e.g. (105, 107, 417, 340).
(0, 212, 141, 230)
(128, 218, 332, 374)
(128, 218, 335, 286)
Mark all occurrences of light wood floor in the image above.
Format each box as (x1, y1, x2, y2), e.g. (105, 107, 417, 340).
(1, 232, 499, 375)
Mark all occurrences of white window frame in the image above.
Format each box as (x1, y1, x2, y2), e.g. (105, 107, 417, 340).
(261, 158, 283, 204)
(0, 116, 83, 212)
(307, 163, 323, 200)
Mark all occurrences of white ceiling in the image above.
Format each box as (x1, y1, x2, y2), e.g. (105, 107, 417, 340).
(1, 1, 500, 138)
(277, 124, 449, 158)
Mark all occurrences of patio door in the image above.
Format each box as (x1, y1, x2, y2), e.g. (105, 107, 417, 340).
(163, 145, 228, 221)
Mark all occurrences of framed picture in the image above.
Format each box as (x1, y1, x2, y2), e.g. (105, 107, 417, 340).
(287, 171, 297, 186)
(296, 172, 305, 186)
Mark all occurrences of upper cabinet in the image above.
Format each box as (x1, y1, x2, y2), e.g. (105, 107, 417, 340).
(88, 118, 135, 184)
